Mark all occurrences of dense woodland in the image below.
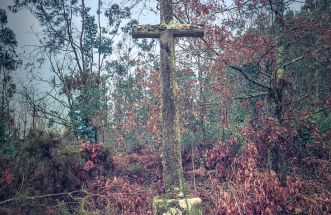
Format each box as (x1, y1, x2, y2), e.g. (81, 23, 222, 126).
(0, 0, 330, 214)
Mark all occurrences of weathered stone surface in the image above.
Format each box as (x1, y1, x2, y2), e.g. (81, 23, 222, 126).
(153, 196, 202, 215)
(160, 29, 184, 194)
(132, 23, 204, 38)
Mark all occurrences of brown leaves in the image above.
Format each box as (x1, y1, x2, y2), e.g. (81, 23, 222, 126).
(198, 130, 331, 214)
(202, 141, 284, 214)
(79, 139, 113, 175)
(84, 176, 153, 215)
(0, 170, 12, 185)
(83, 160, 94, 171)
(112, 150, 162, 184)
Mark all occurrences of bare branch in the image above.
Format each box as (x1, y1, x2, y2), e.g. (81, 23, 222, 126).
(0, 190, 87, 206)
(226, 62, 271, 90)
(234, 92, 269, 100)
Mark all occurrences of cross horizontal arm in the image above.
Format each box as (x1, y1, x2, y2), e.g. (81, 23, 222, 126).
(132, 24, 204, 39)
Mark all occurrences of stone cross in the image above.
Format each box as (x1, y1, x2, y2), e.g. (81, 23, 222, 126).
(132, 0, 204, 195)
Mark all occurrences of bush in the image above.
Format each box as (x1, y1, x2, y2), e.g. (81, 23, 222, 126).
(81, 176, 153, 215)
(196, 137, 331, 214)
(0, 130, 86, 214)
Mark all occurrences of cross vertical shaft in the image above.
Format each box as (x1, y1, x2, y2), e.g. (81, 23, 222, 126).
(159, 1, 184, 194)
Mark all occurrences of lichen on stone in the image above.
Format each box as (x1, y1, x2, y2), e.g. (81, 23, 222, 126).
(165, 21, 203, 30)
(178, 197, 202, 209)
(153, 196, 202, 215)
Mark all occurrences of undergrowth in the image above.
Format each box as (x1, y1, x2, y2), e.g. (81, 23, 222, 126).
(0, 120, 330, 214)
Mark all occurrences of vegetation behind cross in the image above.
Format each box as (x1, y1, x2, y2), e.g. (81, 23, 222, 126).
(132, 0, 204, 195)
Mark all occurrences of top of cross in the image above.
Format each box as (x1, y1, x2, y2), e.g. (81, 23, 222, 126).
(160, 0, 173, 24)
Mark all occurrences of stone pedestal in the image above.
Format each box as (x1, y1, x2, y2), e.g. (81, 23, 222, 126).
(152, 196, 202, 215)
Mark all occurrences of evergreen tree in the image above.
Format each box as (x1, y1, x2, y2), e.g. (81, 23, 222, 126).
(0, 9, 20, 146)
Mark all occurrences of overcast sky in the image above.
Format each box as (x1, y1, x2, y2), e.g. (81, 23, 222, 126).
(0, 1, 41, 50)
(0, 0, 158, 88)
(0, 0, 159, 131)
(0, 0, 158, 55)
(0, 0, 49, 91)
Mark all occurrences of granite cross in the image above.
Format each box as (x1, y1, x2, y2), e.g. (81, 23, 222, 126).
(132, 0, 204, 195)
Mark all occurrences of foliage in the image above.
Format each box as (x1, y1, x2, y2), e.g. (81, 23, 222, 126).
(0, 8, 20, 147)
(198, 137, 331, 214)
(79, 138, 113, 178)
(111, 149, 162, 185)
(81, 176, 153, 215)
(0, 130, 85, 214)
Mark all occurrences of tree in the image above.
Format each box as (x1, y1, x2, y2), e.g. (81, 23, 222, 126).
(10, 0, 132, 143)
(171, 0, 330, 185)
(0, 8, 20, 146)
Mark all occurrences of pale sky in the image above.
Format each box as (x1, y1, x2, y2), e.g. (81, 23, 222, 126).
(0, 0, 158, 56)
(0, 0, 41, 51)
(0, 0, 159, 131)
(0, 0, 159, 89)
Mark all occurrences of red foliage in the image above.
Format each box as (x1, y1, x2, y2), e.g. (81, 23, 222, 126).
(205, 140, 234, 181)
(84, 176, 153, 215)
(243, 116, 301, 168)
(198, 140, 331, 214)
(83, 160, 94, 171)
(112, 149, 162, 185)
(79, 140, 105, 172)
(0, 170, 12, 185)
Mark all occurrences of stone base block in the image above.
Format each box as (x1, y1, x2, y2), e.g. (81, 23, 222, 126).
(152, 196, 202, 215)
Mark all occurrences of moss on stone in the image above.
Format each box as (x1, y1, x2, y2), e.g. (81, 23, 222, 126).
(276, 68, 285, 79)
(165, 21, 203, 30)
(153, 196, 202, 215)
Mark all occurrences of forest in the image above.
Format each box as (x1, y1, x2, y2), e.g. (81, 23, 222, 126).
(0, 0, 330, 214)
